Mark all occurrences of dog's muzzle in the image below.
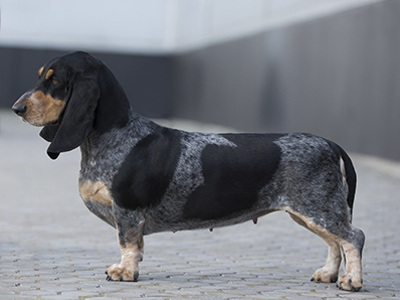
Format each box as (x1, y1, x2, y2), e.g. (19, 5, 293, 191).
(12, 92, 30, 116)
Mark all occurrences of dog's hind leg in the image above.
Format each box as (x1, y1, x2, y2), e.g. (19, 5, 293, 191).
(287, 210, 365, 291)
(336, 225, 365, 291)
(288, 212, 341, 284)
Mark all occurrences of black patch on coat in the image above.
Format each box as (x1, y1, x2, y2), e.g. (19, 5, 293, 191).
(183, 134, 283, 220)
(111, 127, 181, 210)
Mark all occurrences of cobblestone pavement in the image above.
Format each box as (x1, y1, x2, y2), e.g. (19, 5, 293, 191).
(0, 109, 399, 299)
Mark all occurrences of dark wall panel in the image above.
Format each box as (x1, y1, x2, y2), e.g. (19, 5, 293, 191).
(173, 0, 400, 161)
(0, 48, 173, 118)
(261, 1, 400, 160)
(172, 33, 269, 131)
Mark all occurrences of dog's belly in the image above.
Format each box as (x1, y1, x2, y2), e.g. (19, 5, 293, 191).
(142, 208, 274, 235)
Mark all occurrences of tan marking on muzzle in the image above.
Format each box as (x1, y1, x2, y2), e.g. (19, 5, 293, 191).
(13, 91, 65, 126)
(79, 181, 113, 206)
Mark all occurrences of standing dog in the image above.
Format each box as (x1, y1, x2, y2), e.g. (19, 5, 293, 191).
(12, 51, 365, 291)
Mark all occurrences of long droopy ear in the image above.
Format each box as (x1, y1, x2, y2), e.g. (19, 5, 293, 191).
(40, 74, 100, 159)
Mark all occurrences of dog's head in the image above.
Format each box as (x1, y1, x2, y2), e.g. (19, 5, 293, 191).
(12, 51, 103, 159)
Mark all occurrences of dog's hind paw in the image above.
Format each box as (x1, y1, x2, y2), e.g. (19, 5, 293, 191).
(311, 267, 338, 283)
(106, 263, 139, 282)
(337, 273, 362, 292)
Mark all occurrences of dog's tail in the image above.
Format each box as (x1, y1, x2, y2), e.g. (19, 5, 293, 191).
(324, 139, 357, 222)
(339, 148, 357, 222)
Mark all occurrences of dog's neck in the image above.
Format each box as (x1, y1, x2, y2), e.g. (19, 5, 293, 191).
(92, 67, 132, 135)
(79, 110, 159, 182)
(83, 110, 158, 153)
(79, 65, 161, 180)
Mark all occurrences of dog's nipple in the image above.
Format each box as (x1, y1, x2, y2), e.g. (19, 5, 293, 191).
(253, 218, 258, 225)
(209, 228, 213, 232)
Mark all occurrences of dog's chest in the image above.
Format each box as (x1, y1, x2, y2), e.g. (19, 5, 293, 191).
(78, 179, 116, 226)
(79, 180, 112, 206)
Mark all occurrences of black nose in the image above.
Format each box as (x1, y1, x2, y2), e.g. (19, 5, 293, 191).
(12, 103, 27, 116)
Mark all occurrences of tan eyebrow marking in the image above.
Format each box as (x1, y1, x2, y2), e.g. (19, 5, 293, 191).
(45, 69, 54, 79)
(38, 67, 44, 77)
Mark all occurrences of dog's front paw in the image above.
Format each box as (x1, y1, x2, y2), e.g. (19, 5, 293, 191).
(311, 267, 338, 283)
(337, 273, 362, 292)
(106, 264, 139, 282)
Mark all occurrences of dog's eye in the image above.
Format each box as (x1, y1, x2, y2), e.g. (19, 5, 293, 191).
(52, 78, 59, 84)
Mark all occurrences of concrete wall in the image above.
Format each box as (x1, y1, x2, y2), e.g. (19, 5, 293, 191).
(265, 0, 400, 160)
(1, 0, 380, 53)
(1, 0, 399, 161)
(173, 0, 400, 161)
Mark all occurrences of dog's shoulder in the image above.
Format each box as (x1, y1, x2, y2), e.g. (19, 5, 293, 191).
(111, 126, 182, 210)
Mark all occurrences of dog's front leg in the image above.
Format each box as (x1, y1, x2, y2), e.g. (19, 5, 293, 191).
(106, 206, 144, 282)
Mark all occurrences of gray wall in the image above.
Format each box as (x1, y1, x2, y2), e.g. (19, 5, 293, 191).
(1, 0, 399, 161)
(173, 0, 400, 161)
(0, 48, 173, 118)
